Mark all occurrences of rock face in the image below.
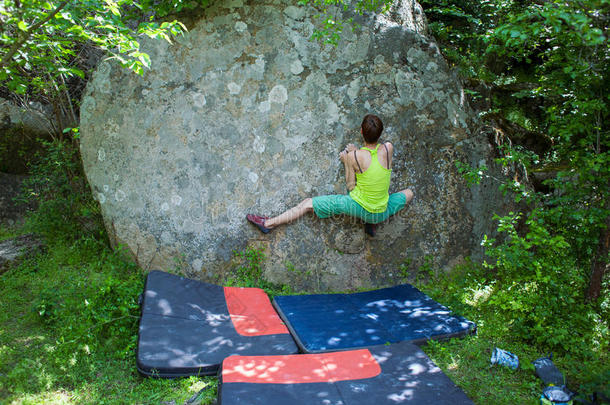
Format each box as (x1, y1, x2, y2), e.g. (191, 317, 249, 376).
(0, 98, 54, 174)
(0, 98, 53, 136)
(0, 234, 44, 273)
(0, 173, 29, 227)
(80, 0, 513, 290)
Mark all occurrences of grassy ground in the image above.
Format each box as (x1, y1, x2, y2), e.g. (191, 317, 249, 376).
(417, 264, 609, 405)
(1, 223, 607, 404)
(0, 230, 218, 404)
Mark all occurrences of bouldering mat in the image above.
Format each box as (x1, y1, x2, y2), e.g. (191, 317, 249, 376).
(218, 341, 474, 404)
(273, 284, 475, 353)
(136, 270, 298, 377)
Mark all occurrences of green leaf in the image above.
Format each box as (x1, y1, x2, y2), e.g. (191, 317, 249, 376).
(17, 21, 28, 31)
(138, 53, 151, 68)
(69, 68, 85, 79)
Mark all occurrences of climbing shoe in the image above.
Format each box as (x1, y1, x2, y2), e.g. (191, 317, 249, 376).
(364, 223, 376, 237)
(247, 214, 271, 234)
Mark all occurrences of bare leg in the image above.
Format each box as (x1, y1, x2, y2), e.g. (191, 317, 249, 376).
(265, 198, 313, 228)
(400, 188, 414, 204)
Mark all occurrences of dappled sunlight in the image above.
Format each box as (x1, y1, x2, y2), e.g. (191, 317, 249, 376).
(12, 389, 76, 404)
(137, 271, 297, 377)
(224, 287, 290, 336)
(221, 343, 474, 404)
(156, 298, 173, 316)
(275, 285, 475, 352)
(447, 357, 460, 371)
(222, 350, 380, 384)
(188, 303, 230, 326)
(462, 283, 495, 307)
(388, 389, 415, 402)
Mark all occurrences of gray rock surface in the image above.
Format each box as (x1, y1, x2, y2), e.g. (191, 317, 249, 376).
(80, 0, 514, 290)
(0, 234, 44, 273)
(0, 98, 53, 136)
(0, 173, 29, 227)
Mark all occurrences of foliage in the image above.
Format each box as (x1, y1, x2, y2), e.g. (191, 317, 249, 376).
(423, 0, 608, 353)
(0, 0, 204, 139)
(416, 261, 609, 403)
(481, 210, 598, 352)
(0, 0, 187, 93)
(298, 0, 393, 44)
(455, 160, 488, 186)
(17, 136, 105, 241)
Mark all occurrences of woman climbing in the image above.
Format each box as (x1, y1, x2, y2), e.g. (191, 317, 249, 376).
(247, 114, 413, 236)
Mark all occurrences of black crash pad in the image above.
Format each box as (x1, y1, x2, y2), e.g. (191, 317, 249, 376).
(136, 270, 298, 377)
(218, 341, 474, 404)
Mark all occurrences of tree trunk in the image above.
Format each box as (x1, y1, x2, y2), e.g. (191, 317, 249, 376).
(587, 213, 610, 302)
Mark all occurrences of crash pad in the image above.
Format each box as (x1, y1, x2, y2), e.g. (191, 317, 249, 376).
(136, 270, 298, 377)
(218, 341, 474, 404)
(273, 284, 475, 353)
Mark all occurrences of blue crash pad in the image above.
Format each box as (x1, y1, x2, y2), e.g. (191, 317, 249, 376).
(273, 284, 475, 353)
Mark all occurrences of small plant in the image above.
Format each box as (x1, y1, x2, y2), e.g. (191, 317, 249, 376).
(231, 247, 266, 287)
(286, 261, 313, 291)
(300, 0, 392, 45)
(414, 255, 436, 287)
(226, 247, 291, 296)
(398, 258, 412, 283)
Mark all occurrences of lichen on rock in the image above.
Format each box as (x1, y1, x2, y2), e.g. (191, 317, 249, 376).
(80, 0, 513, 290)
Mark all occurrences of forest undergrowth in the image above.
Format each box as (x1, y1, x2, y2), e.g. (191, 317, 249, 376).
(0, 140, 607, 404)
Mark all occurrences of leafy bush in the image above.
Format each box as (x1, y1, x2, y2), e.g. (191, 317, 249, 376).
(416, 257, 609, 403)
(424, 0, 609, 360)
(19, 137, 105, 241)
(482, 210, 598, 352)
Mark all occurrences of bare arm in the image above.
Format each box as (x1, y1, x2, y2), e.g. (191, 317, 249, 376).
(344, 157, 356, 191)
(340, 146, 357, 191)
(384, 142, 394, 169)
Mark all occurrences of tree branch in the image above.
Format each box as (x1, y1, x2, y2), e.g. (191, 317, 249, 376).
(485, 111, 553, 157)
(0, 0, 69, 69)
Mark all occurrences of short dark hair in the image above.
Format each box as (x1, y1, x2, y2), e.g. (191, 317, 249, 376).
(361, 114, 383, 143)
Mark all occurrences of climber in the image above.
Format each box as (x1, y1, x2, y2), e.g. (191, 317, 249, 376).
(247, 114, 414, 236)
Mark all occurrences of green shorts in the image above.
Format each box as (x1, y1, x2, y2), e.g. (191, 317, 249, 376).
(312, 193, 407, 224)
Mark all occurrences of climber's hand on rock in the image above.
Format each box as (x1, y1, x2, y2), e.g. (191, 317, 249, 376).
(339, 149, 348, 163)
(345, 143, 357, 152)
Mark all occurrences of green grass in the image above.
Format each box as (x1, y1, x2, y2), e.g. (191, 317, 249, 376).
(0, 224, 21, 241)
(0, 233, 218, 404)
(417, 263, 609, 405)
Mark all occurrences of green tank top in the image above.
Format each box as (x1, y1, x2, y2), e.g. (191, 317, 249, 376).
(349, 144, 391, 213)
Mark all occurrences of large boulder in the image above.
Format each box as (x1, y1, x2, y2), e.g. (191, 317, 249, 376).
(80, 0, 512, 290)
